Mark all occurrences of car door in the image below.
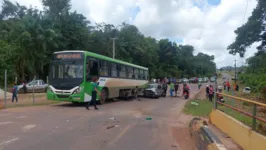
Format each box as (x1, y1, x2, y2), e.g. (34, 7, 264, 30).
(26, 80, 38, 92)
(157, 84, 163, 96)
(38, 80, 46, 92)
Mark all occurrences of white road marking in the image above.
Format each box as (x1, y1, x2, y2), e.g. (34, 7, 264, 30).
(16, 116, 26, 119)
(0, 138, 19, 146)
(0, 122, 12, 125)
(22, 124, 36, 132)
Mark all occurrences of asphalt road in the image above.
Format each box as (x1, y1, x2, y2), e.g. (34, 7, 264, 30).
(0, 84, 201, 150)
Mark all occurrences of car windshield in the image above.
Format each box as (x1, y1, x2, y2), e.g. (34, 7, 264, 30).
(148, 84, 157, 88)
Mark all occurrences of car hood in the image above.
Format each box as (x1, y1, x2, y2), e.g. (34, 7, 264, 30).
(145, 88, 156, 92)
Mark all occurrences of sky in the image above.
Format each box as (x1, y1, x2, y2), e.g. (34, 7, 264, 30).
(5, 0, 259, 68)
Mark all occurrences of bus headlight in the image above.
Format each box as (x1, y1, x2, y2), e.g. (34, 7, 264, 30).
(46, 86, 52, 93)
(73, 87, 83, 94)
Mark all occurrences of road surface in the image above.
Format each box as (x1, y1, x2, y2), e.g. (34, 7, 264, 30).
(0, 84, 201, 150)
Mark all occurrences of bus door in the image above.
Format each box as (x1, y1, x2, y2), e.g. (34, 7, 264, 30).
(84, 57, 99, 102)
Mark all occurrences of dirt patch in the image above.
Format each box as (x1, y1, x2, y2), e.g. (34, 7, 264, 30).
(171, 126, 196, 150)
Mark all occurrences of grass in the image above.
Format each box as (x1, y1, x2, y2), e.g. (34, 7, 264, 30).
(183, 99, 213, 117)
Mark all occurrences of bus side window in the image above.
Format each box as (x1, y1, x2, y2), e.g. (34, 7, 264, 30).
(100, 60, 108, 76)
(139, 69, 143, 80)
(134, 68, 139, 79)
(144, 70, 148, 80)
(132, 68, 135, 79)
(117, 64, 120, 77)
(120, 65, 126, 78)
(111, 63, 117, 77)
(127, 67, 133, 78)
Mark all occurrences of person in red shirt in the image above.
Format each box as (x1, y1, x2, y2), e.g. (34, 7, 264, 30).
(209, 85, 214, 102)
(226, 81, 230, 92)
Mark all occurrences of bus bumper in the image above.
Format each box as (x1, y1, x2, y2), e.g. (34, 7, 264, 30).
(46, 92, 84, 102)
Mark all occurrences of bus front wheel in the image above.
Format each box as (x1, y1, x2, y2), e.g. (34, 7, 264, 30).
(100, 88, 108, 105)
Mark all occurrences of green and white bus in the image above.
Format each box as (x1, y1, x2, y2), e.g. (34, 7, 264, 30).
(46, 51, 149, 104)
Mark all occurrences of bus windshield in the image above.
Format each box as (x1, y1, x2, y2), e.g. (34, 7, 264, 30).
(51, 63, 84, 79)
(50, 60, 84, 79)
(49, 52, 85, 90)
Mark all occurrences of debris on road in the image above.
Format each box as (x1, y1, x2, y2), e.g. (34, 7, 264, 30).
(106, 124, 119, 129)
(106, 125, 115, 129)
(146, 117, 152, 120)
(171, 144, 177, 147)
(109, 117, 116, 120)
(22, 124, 36, 132)
(191, 101, 199, 106)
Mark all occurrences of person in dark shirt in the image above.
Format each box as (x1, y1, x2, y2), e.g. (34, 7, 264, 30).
(162, 83, 168, 97)
(174, 83, 179, 97)
(206, 85, 210, 98)
(12, 83, 18, 103)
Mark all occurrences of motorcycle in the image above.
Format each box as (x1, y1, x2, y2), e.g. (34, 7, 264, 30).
(183, 91, 189, 99)
(217, 93, 224, 103)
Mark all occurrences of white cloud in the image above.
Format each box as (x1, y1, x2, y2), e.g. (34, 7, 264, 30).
(4, 0, 259, 68)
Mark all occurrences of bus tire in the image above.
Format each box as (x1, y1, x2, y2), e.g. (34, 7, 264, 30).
(100, 88, 108, 105)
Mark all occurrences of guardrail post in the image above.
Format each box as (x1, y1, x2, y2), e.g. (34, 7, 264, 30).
(32, 76, 36, 104)
(252, 104, 257, 130)
(214, 90, 217, 109)
(4, 69, 7, 108)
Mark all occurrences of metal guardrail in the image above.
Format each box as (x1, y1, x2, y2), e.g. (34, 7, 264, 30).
(214, 92, 266, 130)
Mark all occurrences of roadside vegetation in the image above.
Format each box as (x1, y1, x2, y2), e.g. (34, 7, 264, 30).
(183, 99, 212, 117)
(226, 0, 266, 102)
(183, 85, 266, 136)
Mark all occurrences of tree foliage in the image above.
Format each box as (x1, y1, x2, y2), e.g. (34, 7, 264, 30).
(227, 0, 266, 56)
(0, 0, 216, 84)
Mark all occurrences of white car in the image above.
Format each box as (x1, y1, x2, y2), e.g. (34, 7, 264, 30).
(18, 80, 48, 93)
(243, 87, 251, 94)
(183, 78, 189, 83)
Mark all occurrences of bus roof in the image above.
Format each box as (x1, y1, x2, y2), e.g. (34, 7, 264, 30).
(54, 50, 148, 70)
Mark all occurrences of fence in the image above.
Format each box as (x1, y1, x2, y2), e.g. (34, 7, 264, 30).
(214, 91, 266, 131)
(1, 70, 54, 109)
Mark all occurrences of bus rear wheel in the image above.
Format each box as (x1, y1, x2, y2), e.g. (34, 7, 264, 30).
(100, 88, 108, 105)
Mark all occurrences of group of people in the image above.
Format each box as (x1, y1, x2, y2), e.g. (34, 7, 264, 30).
(223, 80, 239, 92)
(168, 82, 190, 98)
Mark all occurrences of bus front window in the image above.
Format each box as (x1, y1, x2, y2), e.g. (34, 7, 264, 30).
(50, 61, 84, 79)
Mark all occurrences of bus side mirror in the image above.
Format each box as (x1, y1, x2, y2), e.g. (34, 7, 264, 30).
(97, 82, 99, 85)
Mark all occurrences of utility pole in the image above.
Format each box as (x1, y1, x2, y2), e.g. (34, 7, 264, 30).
(234, 59, 237, 84)
(110, 38, 117, 59)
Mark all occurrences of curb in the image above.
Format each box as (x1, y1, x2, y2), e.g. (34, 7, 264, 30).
(189, 117, 227, 150)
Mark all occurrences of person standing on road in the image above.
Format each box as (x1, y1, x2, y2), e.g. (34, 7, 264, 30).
(22, 81, 27, 93)
(85, 77, 101, 110)
(11, 83, 18, 103)
(206, 85, 209, 98)
(226, 81, 230, 92)
(208, 85, 214, 102)
(198, 81, 202, 90)
(170, 82, 174, 98)
(223, 81, 226, 90)
(174, 82, 179, 97)
(162, 82, 168, 97)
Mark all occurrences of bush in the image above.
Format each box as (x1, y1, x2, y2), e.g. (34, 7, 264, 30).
(239, 73, 266, 100)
